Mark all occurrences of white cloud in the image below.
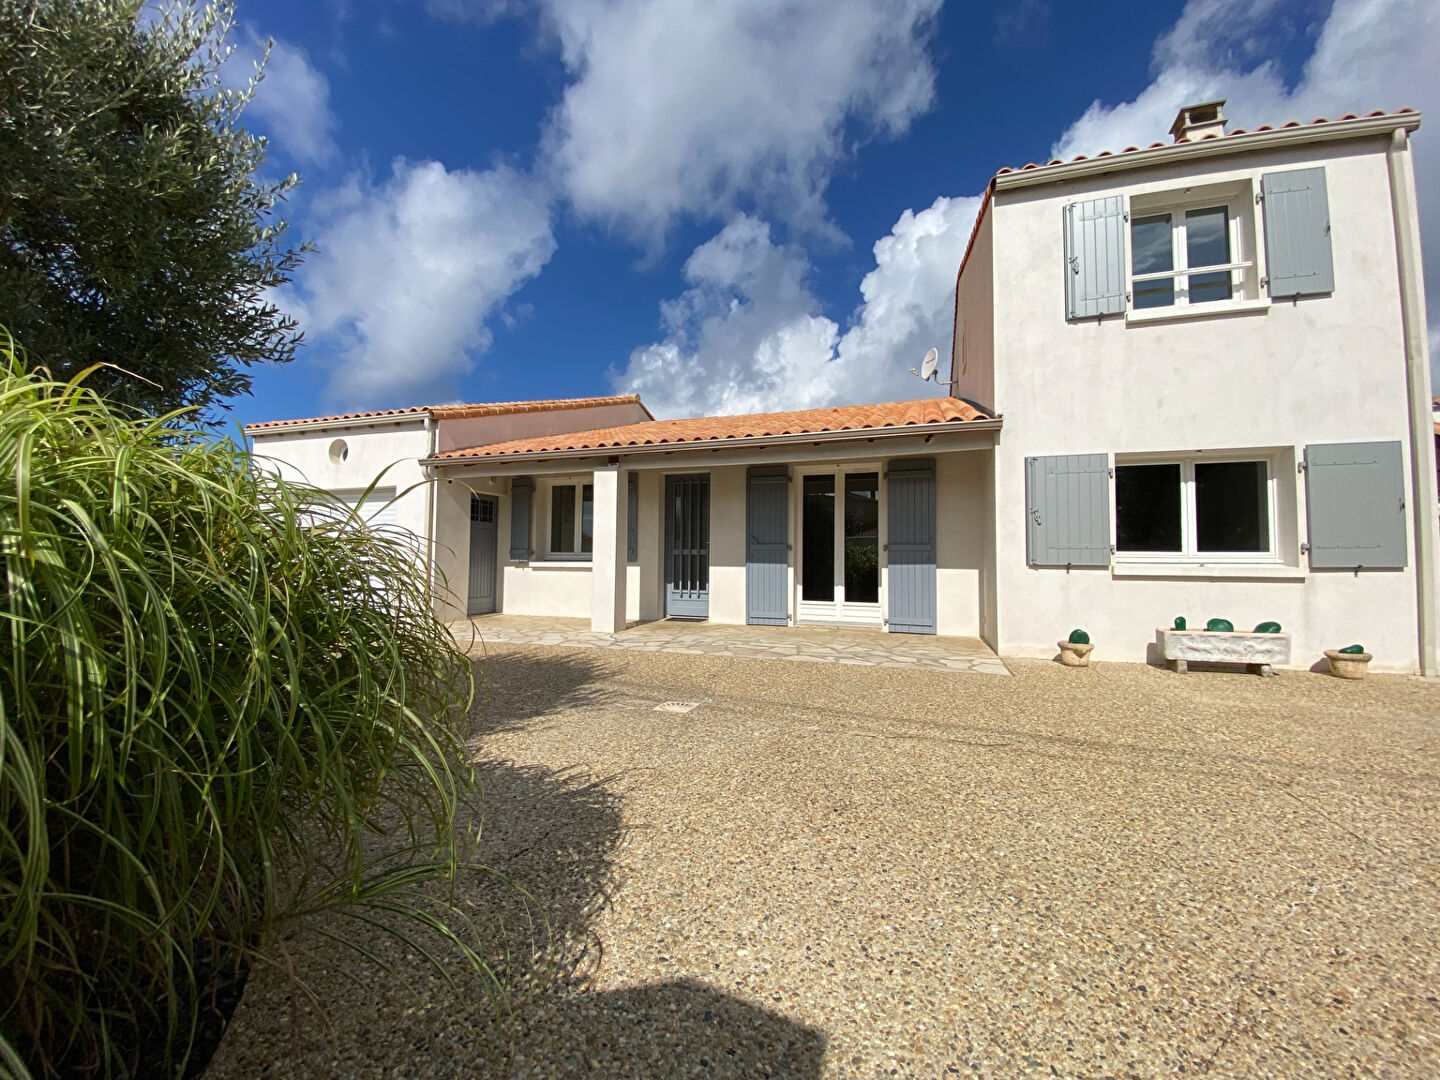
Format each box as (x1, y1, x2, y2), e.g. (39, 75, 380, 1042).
(224, 33, 339, 166)
(283, 160, 556, 404)
(534, 0, 942, 241)
(1050, 0, 1440, 379)
(619, 0, 1440, 420)
(614, 196, 979, 417)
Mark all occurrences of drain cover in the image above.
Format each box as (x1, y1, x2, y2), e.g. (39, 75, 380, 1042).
(654, 701, 701, 714)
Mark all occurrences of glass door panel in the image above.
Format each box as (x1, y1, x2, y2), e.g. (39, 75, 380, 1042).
(801, 475, 835, 601)
(843, 472, 879, 603)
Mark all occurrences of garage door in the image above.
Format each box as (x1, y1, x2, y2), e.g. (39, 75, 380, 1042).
(339, 488, 398, 529)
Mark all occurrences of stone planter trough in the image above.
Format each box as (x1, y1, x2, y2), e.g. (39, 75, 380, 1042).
(1324, 649, 1372, 680)
(1155, 627, 1290, 677)
(1057, 640, 1094, 667)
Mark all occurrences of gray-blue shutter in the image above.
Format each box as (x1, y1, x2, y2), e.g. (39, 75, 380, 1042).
(886, 458, 937, 635)
(626, 473, 638, 562)
(746, 466, 789, 626)
(1303, 441, 1407, 569)
(1064, 196, 1127, 319)
(508, 477, 533, 561)
(1262, 167, 1334, 298)
(1025, 454, 1111, 567)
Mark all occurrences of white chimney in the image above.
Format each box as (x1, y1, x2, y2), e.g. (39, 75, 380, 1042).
(1169, 100, 1228, 143)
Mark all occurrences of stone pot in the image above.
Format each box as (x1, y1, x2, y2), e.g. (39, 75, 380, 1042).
(1057, 640, 1094, 667)
(1324, 649, 1372, 680)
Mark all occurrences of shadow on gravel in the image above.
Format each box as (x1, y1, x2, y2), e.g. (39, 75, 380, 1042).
(468, 675, 828, 1077)
(208, 649, 827, 1077)
(507, 978, 826, 1079)
(469, 649, 613, 731)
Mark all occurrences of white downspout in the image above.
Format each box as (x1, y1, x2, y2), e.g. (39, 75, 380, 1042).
(1386, 126, 1439, 676)
(423, 414, 438, 604)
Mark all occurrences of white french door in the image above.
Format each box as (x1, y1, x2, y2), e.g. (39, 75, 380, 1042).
(798, 468, 882, 625)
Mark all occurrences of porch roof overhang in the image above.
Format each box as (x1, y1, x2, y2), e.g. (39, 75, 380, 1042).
(422, 398, 1001, 478)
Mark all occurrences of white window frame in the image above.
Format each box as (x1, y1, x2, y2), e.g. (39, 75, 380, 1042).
(1113, 451, 1280, 565)
(544, 480, 594, 560)
(795, 464, 886, 625)
(1128, 194, 1253, 312)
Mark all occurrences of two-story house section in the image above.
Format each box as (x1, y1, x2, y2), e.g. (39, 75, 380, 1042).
(953, 101, 1438, 673)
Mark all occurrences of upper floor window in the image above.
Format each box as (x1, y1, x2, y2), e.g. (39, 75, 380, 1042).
(1131, 205, 1238, 309)
(1063, 166, 1332, 322)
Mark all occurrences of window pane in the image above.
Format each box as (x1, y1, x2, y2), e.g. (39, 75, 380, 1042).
(802, 475, 835, 601)
(1116, 464, 1182, 552)
(550, 486, 576, 553)
(1195, 461, 1268, 552)
(1186, 206, 1233, 304)
(581, 484, 594, 554)
(1131, 214, 1174, 309)
(843, 472, 879, 604)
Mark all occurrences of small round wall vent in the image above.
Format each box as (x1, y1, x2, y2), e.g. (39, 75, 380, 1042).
(329, 439, 349, 463)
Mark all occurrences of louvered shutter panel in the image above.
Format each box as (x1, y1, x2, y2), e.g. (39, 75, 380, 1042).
(1303, 442, 1407, 568)
(508, 477, 533, 561)
(886, 459, 937, 634)
(1025, 454, 1111, 567)
(1262, 168, 1334, 297)
(1064, 196, 1128, 319)
(626, 473, 639, 563)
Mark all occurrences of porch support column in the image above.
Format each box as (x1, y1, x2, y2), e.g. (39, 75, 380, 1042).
(590, 464, 628, 633)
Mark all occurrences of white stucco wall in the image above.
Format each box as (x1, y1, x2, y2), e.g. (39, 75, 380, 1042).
(935, 451, 986, 637)
(250, 420, 436, 580)
(464, 452, 990, 636)
(984, 134, 1427, 670)
(483, 469, 661, 625)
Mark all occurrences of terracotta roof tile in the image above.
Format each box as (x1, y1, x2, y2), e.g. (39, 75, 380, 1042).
(245, 394, 650, 432)
(432, 397, 992, 461)
(988, 110, 1418, 176)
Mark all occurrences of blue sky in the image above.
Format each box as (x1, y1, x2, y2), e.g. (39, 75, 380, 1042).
(221, 0, 1439, 426)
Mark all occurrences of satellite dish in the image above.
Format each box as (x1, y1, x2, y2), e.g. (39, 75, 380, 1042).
(920, 347, 939, 381)
(909, 347, 940, 384)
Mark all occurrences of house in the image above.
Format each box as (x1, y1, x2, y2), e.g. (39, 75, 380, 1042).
(246, 101, 1437, 674)
(953, 100, 1436, 674)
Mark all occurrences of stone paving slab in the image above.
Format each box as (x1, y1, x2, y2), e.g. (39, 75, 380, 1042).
(450, 614, 1011, 675)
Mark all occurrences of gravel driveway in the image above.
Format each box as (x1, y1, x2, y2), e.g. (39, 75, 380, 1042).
(207, 646, 1440, 1079)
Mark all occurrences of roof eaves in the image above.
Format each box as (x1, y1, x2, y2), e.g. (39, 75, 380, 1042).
(990, 109, 1420, 193)
(423, 414, 1001, 467)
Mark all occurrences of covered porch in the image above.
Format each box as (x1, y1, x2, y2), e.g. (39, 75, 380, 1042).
(425, 398, 1001, 644)
(450, 614, 1010, 675)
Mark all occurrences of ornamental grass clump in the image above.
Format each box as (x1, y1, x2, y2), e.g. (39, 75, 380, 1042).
(0, 339, 478, 1078)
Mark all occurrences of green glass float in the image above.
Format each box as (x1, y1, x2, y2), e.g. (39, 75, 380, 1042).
(1254, 621, 1282, 634)
(1173, 616, 1186, 630)
(1206, 618, 1234, 633)
(1068, 629, 1090, 645)
(1339, 644, 1366, 655)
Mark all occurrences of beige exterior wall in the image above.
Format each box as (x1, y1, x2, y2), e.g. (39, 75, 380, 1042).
(952, 206, 995, 412)
(983, 134, 1427, 670)
(434, 401, 651, 453)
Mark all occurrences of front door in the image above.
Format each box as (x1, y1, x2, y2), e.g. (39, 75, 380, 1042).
(799, 470, 881, 625)
(665, 474, 710, 618)
(467, 493, 498, 615)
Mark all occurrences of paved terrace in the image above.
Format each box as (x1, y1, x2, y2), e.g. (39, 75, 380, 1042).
(450, 614, 1011, 676)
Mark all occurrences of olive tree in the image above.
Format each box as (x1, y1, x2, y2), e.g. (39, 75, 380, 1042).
(0, 1, 305, 416)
